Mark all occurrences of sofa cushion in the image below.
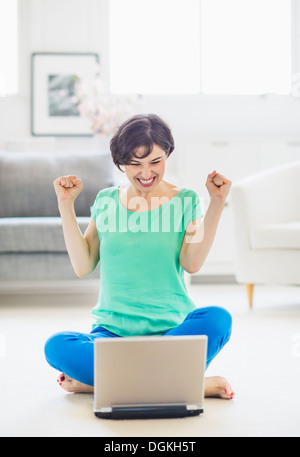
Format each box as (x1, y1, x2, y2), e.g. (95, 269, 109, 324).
(250, 222, 300, 250)
(0, 252, 100, 280)
(0, 150, 113, 217)
(0, 217, 90, 252)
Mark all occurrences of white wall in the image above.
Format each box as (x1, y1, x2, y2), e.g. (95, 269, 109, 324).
(1, 0, 300, 141)
(1, 0, 300, 275)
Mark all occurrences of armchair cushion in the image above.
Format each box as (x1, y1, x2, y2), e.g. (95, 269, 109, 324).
(250, 222, 300, 250)
(231, 160, 300, 287)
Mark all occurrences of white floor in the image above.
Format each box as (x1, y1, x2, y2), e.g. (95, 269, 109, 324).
(0, 282, 300, 437)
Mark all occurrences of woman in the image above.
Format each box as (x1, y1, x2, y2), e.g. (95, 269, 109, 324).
(45, 114, 234, 400)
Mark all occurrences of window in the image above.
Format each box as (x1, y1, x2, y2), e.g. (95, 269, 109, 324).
(0, 0, 18, 96)
(109, 0, 201, 94)
(109, 0, 292, 95)
(201, 0, 292, 95)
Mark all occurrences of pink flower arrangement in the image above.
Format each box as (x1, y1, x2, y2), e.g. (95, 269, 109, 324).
(73, 68, 138, 137)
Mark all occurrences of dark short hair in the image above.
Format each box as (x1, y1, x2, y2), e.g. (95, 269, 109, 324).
(110, 114, 175, 172)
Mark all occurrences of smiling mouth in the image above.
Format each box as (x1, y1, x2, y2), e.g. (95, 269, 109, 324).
(136, 177, 156, 187)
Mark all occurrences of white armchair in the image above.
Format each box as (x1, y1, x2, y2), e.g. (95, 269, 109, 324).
(230, 160, 300, 308)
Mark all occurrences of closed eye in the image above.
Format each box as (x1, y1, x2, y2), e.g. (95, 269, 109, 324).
(130, 161, 161, 166)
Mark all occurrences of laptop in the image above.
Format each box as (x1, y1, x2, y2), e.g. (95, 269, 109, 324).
(93, 335, 207, 420)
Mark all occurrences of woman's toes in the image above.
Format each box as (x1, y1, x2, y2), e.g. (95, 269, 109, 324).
(57, 374, 73, 391)
(57, 373, 65, 384)
(56, 374, 94, 393)
(205, 376, 234, 400)
(223, 381, 234, 400)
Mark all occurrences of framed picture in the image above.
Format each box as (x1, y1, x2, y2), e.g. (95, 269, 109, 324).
(31, 52, 99, 137)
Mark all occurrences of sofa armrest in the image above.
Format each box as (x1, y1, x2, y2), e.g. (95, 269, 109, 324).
(231, 160, 300, 274)
(231, 160, 300, 229)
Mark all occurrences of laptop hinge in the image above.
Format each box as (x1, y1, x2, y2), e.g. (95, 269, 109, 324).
(98, 407, 112, 414)
(187, 404, 202, 411)
(97, 404, 202, 413)
(95, 404, 203, 420)
(113, 405, 187, 419)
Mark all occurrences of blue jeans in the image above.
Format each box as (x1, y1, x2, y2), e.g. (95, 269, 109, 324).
(44, 307, 232, 387)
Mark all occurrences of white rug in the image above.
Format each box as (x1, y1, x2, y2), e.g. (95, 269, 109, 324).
(0, 283, 299, 437)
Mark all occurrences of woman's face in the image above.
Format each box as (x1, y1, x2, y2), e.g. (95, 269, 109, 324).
(124, 144, 168, 194)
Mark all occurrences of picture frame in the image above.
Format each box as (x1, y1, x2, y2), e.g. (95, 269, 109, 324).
(31, 52, 100, 137)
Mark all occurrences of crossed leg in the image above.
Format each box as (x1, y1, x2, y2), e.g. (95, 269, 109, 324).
(45, 307, 234, 400)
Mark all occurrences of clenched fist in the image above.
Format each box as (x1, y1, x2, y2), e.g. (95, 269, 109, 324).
(206, 170, 232, 203)
(53, 175, 83, 204)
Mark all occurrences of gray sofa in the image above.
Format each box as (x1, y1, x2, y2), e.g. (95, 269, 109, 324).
(0, 150, 114, 280)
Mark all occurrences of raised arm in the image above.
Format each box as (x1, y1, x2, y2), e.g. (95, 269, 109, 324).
(179, 171, 232, 274)
(53, 175, 100, 278)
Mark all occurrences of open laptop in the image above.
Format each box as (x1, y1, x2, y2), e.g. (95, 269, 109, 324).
(94, 335, 207, 420)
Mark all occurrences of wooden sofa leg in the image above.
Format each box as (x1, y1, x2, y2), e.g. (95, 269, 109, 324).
(246, 284, 254, 309)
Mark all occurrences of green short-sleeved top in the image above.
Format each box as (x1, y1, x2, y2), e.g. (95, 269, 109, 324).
(90, 185, 203, 337)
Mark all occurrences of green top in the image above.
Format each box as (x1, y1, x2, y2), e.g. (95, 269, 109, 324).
(90, 185, 203, 337)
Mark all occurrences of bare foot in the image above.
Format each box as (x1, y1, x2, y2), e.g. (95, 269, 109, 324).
(205, 376, 234, 400)
(56, 373, 234, 400)
(57, 373, 94, 394)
